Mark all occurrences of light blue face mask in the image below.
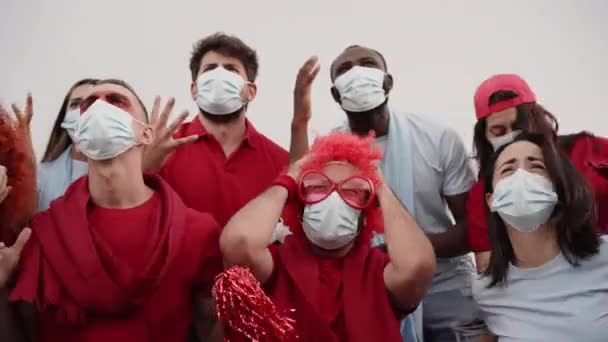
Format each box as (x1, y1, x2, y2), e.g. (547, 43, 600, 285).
(491, 168, 558, 232)
(75, 100, 145, 160)
(61, 108, 81, 141)
(489, 130, 522, 151)
(333, 66, 387, 112)
(195, 67, 247, 115)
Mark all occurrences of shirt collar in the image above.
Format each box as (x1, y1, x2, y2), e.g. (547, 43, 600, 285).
(185, 116, 260, 150)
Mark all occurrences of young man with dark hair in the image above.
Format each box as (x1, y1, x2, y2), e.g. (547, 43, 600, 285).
(0, 80, 223, 342)
(143, 32, 289, 341)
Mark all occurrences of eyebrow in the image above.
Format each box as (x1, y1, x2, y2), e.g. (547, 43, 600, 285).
(497, 157, 516, 170)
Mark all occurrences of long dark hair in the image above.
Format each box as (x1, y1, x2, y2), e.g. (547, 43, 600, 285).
(483, 133, 600, 287)
(41, 78, 99, 162)
(473, 91, 558, 177)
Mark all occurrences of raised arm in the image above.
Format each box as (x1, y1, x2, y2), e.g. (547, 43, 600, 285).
(380, 181, 436, 311)
(289, 57, 320, 163)
(220, 160, 304, 283)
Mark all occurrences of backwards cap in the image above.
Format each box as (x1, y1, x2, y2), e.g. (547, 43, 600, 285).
(474, 74, 537, 120)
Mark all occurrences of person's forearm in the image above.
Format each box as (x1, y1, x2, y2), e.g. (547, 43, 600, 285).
(220, 186, 288, 263)
(289, 121, 309, 163)
(426, 222, 470, 258)
(0, 288, 26, 342)
(379, 184, 435, 279)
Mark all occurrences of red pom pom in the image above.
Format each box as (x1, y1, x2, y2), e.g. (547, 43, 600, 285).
(213, 266, 297, 342)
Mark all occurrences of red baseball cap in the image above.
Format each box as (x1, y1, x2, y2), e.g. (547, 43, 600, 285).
(474, 74, 537, 120)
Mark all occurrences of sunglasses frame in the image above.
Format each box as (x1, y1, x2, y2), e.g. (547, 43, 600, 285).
(297, 170, 376, 209)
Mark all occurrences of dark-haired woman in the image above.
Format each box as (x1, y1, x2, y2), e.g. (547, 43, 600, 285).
(466, 74, 608, 271)
(37, 78, 98, 210)
(472, 133, 608, 341)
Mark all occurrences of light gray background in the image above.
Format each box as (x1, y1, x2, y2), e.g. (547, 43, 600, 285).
(1, 0, 607, 160)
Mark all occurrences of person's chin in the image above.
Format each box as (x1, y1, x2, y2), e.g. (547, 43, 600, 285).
(199, 106, 245, 124)
(344, 101, 387, 118)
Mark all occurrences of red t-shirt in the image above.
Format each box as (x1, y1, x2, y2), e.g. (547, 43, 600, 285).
(23, 183, 222, 342)
(265, 242, 400, 342)
(466, 134, 608, 252)
(160, 119, 288, 226)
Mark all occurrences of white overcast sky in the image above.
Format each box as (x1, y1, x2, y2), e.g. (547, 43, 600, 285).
(1, 0, 607, 160)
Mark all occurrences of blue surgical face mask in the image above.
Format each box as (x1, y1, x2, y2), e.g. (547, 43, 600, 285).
(490, 168, 558, 233)
(333, 66, 387, 112)
(302, 192, 361, 250)
(489, 130, 522, 151)
(195, 67, 247, 115)
(75, 100, 146, 160)
(61, 108, 81, 142)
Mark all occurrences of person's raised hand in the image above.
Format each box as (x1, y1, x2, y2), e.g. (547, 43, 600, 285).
(142, 96, 198, 172)
(0, 228, 31, 288)
(11, 92, 33, 130)
(293, 56, 321, 127)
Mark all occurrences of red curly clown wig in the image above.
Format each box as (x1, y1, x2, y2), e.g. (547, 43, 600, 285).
(301, 131, 383, 184)
(0, 107, 37, 244)
(282, 131, 385, 243)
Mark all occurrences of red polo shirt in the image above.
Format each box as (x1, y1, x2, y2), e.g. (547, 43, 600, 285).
(160, 118, 288, 226)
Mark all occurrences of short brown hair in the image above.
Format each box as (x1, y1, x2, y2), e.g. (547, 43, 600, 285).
(189, 32, 258, 82)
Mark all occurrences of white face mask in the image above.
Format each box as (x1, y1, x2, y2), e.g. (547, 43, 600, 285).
(61, 108, 81, 141)
(333, 66, 387, 112)
(302, 192, 361, 250)
(489, 130, 522, 151)
(75, 100, 145, 161)
(491, 168, 558, 233)
(195, 67, 247, 115)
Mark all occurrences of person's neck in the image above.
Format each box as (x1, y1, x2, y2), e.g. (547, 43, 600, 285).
(508, 223, 560, 268)
(310, 241, 354, 258)
(87, 151, 153, 209)
(346, 103, 390, 137)
(70, 145, 86, 161)
(198, 113, 247, 156)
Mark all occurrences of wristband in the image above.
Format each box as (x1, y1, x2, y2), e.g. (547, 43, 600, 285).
(271, 174, 297, 199)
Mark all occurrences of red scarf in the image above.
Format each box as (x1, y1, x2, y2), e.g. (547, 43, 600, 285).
(269, 200, 402, 342)
(10, 174, 186, 324)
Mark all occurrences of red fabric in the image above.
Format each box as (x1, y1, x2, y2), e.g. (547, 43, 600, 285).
(262, 199, 402, 342)
(474, 74, 536, 120)
(160, 118, 288, 226)
(466, 135, 608, 252)
(10, 174, 222, 342)
(568, 135, 608, 231)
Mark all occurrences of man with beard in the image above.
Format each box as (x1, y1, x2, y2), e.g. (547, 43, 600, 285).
(290, 46, 480, 342)
(143, 33, 289, 341)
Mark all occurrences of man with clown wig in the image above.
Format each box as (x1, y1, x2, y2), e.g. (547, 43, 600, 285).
(220, 131, 436, 341)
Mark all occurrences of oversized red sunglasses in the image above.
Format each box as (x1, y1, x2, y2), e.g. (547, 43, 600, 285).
(297, 170, 375, 209)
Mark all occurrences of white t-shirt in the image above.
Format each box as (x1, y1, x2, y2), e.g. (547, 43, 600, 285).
(473, 237, 608, 341)
(354, 111, 476, 293)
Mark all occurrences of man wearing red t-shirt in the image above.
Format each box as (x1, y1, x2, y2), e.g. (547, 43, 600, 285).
(144, 33, 288, 226)
(142, 32, 288, 341)
(0, 79, 222, 342)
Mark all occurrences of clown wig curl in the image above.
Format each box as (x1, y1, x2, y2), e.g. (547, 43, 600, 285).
(283, 131, 385, 244)
(301, 131, 383, 184)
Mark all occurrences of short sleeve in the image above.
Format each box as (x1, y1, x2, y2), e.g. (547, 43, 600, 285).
(466, 180, 491, 252)
(440, 128, 475, 196)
